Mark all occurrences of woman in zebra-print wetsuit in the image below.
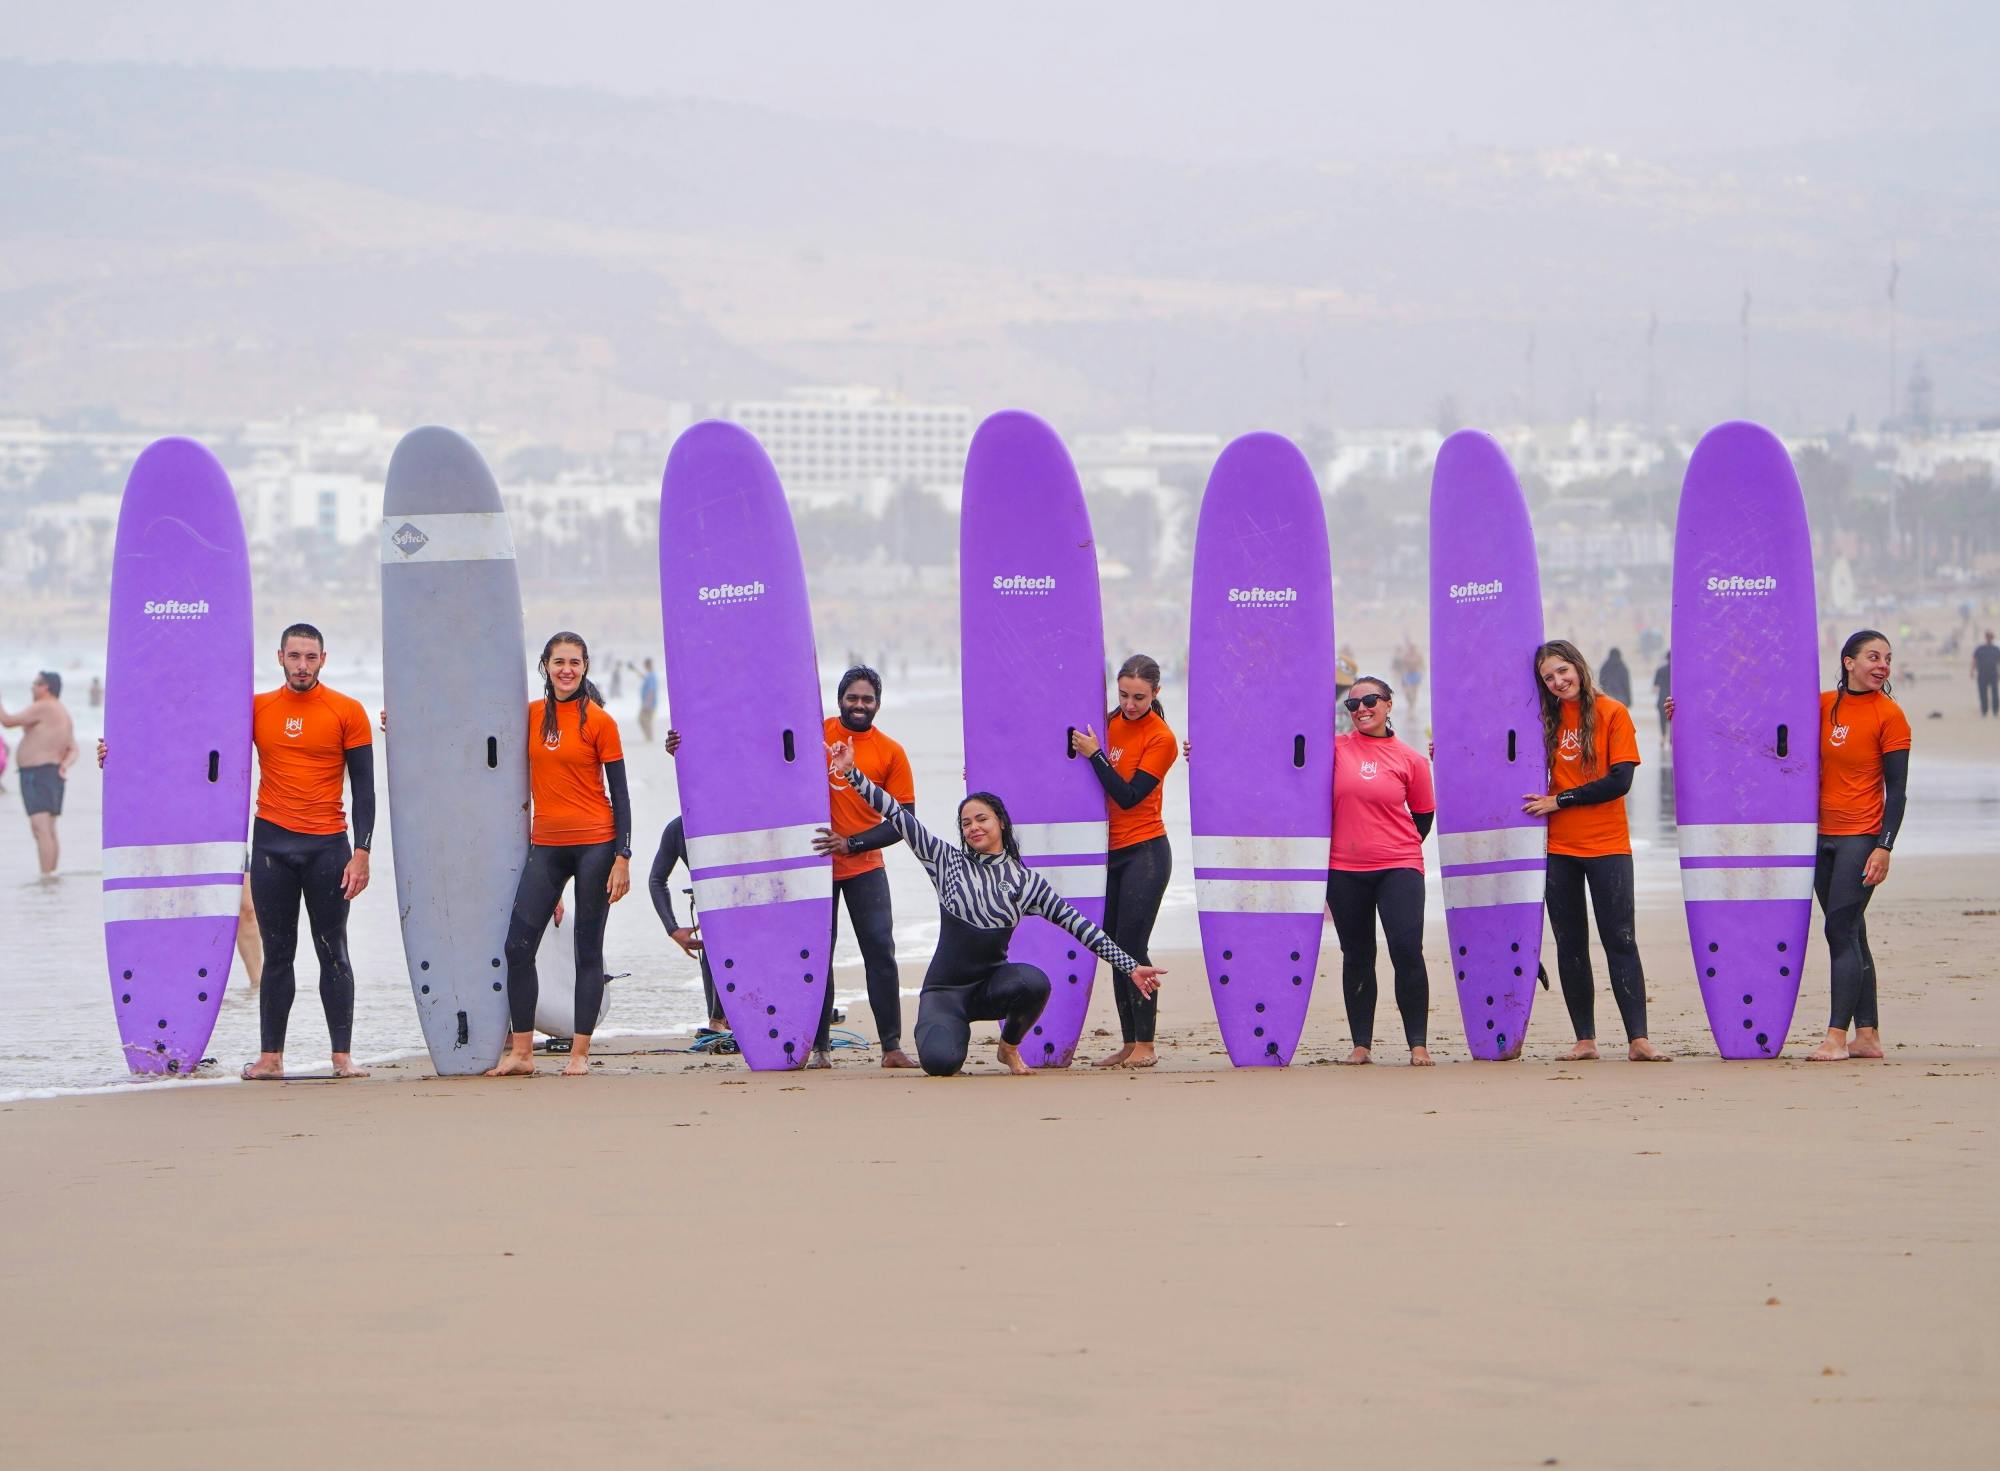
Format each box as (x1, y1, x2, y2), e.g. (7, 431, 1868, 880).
(829, 741, 1167, 1076)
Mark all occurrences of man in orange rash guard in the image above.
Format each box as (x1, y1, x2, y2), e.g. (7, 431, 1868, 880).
(245, 624, 374, 1078)
(811, 665, 917, 1069)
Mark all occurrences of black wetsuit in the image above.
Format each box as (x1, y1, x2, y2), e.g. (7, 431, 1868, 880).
(1544, 761, 1649, 1043)
(502, 762, 632, 1037)
(1088, 746, 1172, 1046)
(253, 745, 373, 1054)
(1815, 750, 1909, 1031)
(842, 768, 1139, 1077)
(649, 817, 720, 1024)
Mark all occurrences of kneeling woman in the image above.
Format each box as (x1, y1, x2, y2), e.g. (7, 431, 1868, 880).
(1522, 640, 1669, 1062)
(828, 740, 1166, 1076)
(487, 633, 632, 1077)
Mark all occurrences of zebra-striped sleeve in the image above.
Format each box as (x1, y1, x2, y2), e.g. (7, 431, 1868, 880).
(1021, 870, 1140, 973)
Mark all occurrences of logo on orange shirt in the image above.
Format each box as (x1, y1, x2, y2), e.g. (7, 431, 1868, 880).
(284, 717, 303, 738)
(1557, 729, 1581, 762)
(1106, 744, 1124, 766)
(1829, 724, 1848, 748)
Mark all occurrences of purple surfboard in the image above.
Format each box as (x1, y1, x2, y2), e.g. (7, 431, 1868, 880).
(102, 438, 253, 1075)
(960, 411, 1107, 1069)
(661, 422, 831, 1071)
(1188, 434, 1334, 1066)
(1429, 432, 1546, 1060)
(1671, 422, 1818, 1058)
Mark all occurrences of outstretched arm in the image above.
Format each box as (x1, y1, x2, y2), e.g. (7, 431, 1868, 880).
(1020, 871, 1141, 974)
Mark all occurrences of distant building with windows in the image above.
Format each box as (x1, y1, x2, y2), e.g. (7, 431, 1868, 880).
(723, 386, 974, 510)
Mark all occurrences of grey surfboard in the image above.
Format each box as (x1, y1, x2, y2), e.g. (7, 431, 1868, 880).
(381, 427, 528, 1074)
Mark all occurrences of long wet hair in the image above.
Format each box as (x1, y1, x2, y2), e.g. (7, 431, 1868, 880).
(538, 631, 604, 745)
(1108, 653, 1166, 727)
(1830, 628, 1892, 730)
(1534, 639, 1599, 773)
(1350, 674, 1395, 736)
(958, 791, 1022, 864)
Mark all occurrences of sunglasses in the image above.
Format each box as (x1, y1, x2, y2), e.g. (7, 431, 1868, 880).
(1344, 694, 1386, 712)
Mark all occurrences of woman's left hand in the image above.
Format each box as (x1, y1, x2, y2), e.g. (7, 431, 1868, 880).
(1070, 724, 1101, 759)
(607, 855, 631, 903)
(1522, 793, 1559, 816)
(1862, 847, 1892, 886)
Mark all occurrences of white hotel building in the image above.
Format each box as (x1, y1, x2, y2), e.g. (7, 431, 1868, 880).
(724, 386, 975, 511)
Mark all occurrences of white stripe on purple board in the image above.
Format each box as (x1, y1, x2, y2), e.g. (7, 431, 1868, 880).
(1438, 827, 1546, 868)
(103, 842, 246, 880)
(1011, 820, 1108, 858)
(1192, 834, 1328, 870)
(1442, 869, 1546, 910)
(686, 822, 826, 871)
(1677, 822, 1818, 859)
(1680, 866, 1817, 902)
(1194, 876, 1325, 914)
(693, 867, 833, 912)
(103, 883, 246, 923)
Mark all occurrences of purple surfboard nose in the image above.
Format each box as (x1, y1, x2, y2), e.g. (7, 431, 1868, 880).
(960, 411, 1107, 1067)
(660, 422, 832, 1071)
(102, 438, 254, 1075)
(1429, 431, 1546, 1060)
(1188, 434, 1334, 1066)
(1671, 422, 1818, 1057)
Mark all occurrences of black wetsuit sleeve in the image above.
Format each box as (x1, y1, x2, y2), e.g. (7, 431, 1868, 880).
(605, 759, 633, 856)
(1555, 761, 1635, 808)
(345, 745, 376, 850)
(847, 769, 950, 869)
(1088, 753, 1160, 810)
(1413, 810, 1435, 841)
(842, 816, 906, 855)
(649, 819, 684, 931)
(1878, 750, 1909, 850)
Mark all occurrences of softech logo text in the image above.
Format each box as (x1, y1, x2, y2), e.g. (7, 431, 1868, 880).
(143, 598, 209, 622)
(1706, 574, 1778, 596)
(1228, 586, 1297, 606)
(699, 579, 766, 606)
(1449, 578, 1503, 603)
(993, 575, 1056, 596)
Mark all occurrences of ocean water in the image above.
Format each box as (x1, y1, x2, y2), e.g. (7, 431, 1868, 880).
(3, 654, 1994, 1098)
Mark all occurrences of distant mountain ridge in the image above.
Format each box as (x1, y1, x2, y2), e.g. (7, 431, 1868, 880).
(1, 60, 1991, 440)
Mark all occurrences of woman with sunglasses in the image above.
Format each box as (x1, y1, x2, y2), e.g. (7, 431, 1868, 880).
(1326, 676, 1436, 1065)
(1522, 640, 1669, 1062)
(827, 739, 1166, 1077)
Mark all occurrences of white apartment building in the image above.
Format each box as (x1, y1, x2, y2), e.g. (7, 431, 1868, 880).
(724, 386, 974, 510)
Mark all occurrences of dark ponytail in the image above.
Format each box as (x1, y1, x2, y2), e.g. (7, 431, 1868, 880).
(1831, 628, 1891, 731)
(538, 631, 604, 744)
(1109, 653, 1166, 727)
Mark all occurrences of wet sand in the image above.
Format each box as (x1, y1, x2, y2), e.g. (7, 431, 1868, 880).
(3, 850, 1995, 1468)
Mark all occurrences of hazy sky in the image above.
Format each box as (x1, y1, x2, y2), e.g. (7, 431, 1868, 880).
(8, 1, 1995, 161)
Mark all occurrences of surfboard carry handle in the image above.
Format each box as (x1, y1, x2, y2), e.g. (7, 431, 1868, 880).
(782, 729, 796, 763)
(1066, 726, 1078, 759)
(207, 750, 219, 783)
(455, 1011, 469, 1047)
(487, 736, 498, 769)
(1293, 734, 1306, 768)
(1776, 724, 1789, 758)
(1507, 729, 1517, 763)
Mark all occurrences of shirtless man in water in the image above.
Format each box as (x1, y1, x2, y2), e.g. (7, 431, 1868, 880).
(1, 672, 79, 876)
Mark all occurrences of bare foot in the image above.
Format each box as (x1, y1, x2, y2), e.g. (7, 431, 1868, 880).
(1409, 1046, 1434, 1067)
(241, 1053, 284, 1080)
(806, 1048, 833, 1070)
(880, 1048, 920, 1069)
(996, 1041, 1030, 1076)
(1806, 1028, 1850, 1062)
(1627, 1038, 1672, 1062)
(1849, 1027, 1885, 1059)
(562, 1055, 591, 1076)
(1556, 1040, 1601, 1062)
(484, 1050, 537, 1077)
(1125, 1043, 1158, 1068)
(1339, 1047, 1373, 1065)
(1093, 1043, 1134, 1069)
(330, 1054, 370, 1078)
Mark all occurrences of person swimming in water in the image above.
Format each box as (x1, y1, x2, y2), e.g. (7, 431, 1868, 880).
(826, 738, 1166, 1077)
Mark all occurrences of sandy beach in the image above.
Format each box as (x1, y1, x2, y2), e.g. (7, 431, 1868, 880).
(4, 836, 1995, 1468)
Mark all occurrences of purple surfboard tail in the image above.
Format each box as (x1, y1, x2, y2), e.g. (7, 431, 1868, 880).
(661, 422, 832, 1071)
(1672, 422, 1818, 1057)
(1429, 431, 1547, 1059)
(960, 411, 1107, 1068)
(103, 438, 254, 1075)
(1188, 433, 1334, 1066)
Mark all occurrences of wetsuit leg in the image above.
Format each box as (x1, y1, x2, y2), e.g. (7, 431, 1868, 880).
(503, 844, 571, 1034)
(978, 962, 1053, 1046)
(699, 951, 721, 1024)
(1545, 853, 1597, 1040)
(1582, 854, 1647, 1041)
(840, 867, 903, 1052)
(567, 840, 616, 1036)
(913, 985, 974, 1077)
(1106, 837, 1170, 1045)
(250, 820, 306, 1053)
(1377, 866, 1431, 1049)
(1815, 833, 1878, 1030)
(294, 830, 357, 1054)
(1325, 869, 1380, 1049)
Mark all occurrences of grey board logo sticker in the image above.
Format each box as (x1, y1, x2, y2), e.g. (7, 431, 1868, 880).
(391, 522, 430, 557)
